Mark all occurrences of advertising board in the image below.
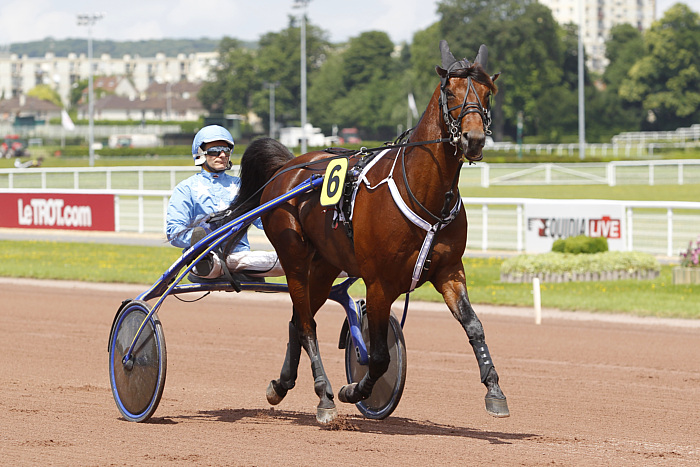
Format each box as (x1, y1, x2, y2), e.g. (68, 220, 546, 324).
(0, 193, 115, 231)
(525, 202, 625, 253)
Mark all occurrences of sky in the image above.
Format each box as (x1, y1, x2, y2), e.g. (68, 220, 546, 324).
(0, 0, 697, 46)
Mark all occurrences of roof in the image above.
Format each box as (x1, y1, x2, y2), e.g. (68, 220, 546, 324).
(0, 96, 61, 113)
(79, 94, 204, 112)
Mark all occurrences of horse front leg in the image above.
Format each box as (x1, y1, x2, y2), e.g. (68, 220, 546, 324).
(435, 273, 510, 418)
(338, 284, 392, 404)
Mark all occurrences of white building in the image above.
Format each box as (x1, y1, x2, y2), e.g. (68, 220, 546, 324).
(538, 0, 656, 72)
(0, 50, 218, 107)
(279, 124, 329, 148)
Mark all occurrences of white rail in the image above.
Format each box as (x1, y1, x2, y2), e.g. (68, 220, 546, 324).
(3, 161, 700, 190)
(3, 188, 698, 258)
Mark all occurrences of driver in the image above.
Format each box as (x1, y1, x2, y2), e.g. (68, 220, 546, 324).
(166, 125, 284, 279)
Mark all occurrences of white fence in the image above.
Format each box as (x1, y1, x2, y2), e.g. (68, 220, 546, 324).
(2, 187, 698, 258)
(462, 198, 700, 258)
(464, 159, 700, 187)
(0, 123, 181, 141)
(3, 160, 700, 190)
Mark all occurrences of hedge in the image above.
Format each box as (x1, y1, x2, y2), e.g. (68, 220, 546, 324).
(500, 251, 660, 283)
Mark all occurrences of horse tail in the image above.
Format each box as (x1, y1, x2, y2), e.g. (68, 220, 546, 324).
(230, 137, 295, 216)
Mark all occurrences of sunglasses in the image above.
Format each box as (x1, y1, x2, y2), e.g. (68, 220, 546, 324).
(204, 146, 231, 157)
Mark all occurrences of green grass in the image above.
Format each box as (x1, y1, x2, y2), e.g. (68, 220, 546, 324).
(0, 240, 182, 284)
(2, 240, 697, 319)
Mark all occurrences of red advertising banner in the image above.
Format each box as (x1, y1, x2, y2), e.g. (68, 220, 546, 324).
(0, 193, 115, 231)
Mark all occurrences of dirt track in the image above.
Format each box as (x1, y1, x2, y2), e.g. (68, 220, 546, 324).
(2, 277, 699, 466)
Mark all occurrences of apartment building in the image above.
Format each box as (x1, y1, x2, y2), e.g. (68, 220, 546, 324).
(0, 50, 218, 108)
(538, 0, 656, 72)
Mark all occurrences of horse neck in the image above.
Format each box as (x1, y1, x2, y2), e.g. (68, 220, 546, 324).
(399, 86, 461, 210)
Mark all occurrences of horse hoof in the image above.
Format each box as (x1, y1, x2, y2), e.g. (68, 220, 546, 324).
(338, 383, 355, 404)
(485, 396, 510, 418)
(266, 380, 285, 405)
(316, 406, 338, 424)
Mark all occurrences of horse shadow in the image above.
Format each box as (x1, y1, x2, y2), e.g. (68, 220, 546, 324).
(153, 408, 537, 444)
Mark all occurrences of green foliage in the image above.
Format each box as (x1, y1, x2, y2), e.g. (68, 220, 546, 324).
(198, 38, 260, 116)
(69, 79, 88, 108)
(552, 235, 609, 254)
(27, 84, 63, 107)
(434, 0, 581, 142)
(500, 251, 660, 275)
(408, 23, 443, 111)
(200, 20, 332, 135)
(619, 4, 700, 130)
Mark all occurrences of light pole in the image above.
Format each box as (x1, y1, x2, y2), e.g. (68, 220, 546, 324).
(166, 80, 173, 121)
(293, 0, 310, 153)
(77, 12, 104, 167)
(577, 0, 586, 160)
(264, 81, 280, 138)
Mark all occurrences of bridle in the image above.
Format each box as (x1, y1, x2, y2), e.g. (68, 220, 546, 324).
(438, 65, 493, 161)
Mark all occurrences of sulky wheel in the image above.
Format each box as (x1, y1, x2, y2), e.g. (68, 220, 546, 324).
(344, 301, 407, 419)
(108, 300, 167, 422)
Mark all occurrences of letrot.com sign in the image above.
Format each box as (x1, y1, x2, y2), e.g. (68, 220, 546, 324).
(524, 202, 625, 253)
(0, 193, 115, 231)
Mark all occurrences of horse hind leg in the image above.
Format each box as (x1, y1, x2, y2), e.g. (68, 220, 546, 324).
(266, 314, 337, 423)
(266, 314, 302, 405)
(267, 256, 340, 423)
(438, 277, 510, 418)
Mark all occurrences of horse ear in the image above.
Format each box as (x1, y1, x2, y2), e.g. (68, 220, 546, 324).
(435, 66, 447, 78)
(439, 40, 457, 70)
(475, 44, 488, 69)
(491, 72, 500, 82)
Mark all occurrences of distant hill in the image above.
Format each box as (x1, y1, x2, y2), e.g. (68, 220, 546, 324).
(4, 37, 251, 58)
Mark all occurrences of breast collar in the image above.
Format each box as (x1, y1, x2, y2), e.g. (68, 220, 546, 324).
(345, 148, 462, 291)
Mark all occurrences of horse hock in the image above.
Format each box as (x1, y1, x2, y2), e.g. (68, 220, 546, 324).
(470, 339, 510, 418)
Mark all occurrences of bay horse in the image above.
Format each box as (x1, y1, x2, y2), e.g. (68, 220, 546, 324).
(223, 40, 508, 423)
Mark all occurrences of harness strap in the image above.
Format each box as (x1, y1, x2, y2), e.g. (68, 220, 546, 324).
(387, 178, 462, 291)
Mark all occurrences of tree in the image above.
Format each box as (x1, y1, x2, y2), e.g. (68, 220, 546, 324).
(409, 22, 443, 111)
(432, 0, 573, 141)
(198, 37, 261, 117)
(251, 17, 331, 132)
(584, 24, 646, 140)
(307, 30, 407, 140)
(27, 84, 63, 107)
(619, 4, 700, 130)
(69, 79, 88, 108)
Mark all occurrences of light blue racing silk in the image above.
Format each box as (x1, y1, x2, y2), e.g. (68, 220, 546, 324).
(166, 170, 263, 251)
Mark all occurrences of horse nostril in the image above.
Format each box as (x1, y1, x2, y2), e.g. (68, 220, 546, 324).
(467, 131, 485, 148)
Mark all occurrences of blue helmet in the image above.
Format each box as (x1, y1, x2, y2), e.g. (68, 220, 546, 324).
(191, 125, 234, 166)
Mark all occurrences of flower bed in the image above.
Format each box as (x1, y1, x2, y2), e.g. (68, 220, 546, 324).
(674, 236, 700, 285)
(500, 251, 660, 283)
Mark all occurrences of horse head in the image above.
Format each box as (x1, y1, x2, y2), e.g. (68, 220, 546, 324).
(435, 40, 499, 163)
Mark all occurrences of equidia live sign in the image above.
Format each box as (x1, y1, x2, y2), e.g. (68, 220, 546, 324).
(524, 203, 625, 253)
(0, 194, 115, 231)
